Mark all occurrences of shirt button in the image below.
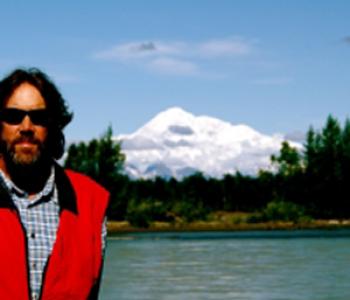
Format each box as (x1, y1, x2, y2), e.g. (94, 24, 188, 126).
(32, 263, 37, 269)
(32, 292, 38, 300)
(30, 233, 35, 239)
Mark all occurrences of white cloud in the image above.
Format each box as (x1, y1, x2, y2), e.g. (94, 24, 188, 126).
(198, 38, 253, 57)
(94, 41, 185, 60)
(93, 37, 255, 76)
(95, 38, 253, 60)
(148, 57, 199, 76)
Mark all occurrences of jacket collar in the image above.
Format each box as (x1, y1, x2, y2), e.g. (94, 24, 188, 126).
(0, 177, 14, 208)
(54, 162, 78, 215)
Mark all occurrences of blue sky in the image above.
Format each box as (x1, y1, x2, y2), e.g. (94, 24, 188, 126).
(0, 1, 349, 142)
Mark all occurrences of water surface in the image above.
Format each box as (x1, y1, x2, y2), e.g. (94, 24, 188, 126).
(100, 230, 350, 300)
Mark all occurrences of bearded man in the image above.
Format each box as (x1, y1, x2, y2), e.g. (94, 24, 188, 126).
(0, 68, 109, 300)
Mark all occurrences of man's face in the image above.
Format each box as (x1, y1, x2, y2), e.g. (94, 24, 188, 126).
(1, 83, 48, 167)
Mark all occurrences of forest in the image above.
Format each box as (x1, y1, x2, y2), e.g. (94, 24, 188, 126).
(64, 115, 350, 227)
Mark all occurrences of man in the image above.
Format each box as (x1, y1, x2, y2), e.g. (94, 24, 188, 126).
(0, 68, 109, 300)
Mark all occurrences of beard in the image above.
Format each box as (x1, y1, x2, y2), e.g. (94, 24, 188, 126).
(0, 135, 50, 173)
(0, 135, 52, 193)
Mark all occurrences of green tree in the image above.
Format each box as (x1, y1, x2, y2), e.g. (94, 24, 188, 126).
(271, 141, 303, 177)
(319, 115, 342, 181)
(304, 126, 321, 176)
(303, 115, 345, 217)
(341, 118, 350, 180)
(65, 125, 125, 188)
(64, 126, 127, 219)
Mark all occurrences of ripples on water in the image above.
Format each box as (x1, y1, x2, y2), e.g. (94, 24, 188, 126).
(100, 230, 350, 300)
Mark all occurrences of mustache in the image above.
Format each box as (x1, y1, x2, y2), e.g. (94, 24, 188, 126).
(13, 136, 42, 145)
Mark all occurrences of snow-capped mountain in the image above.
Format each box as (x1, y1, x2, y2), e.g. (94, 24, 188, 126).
(116, 107, 302, 179)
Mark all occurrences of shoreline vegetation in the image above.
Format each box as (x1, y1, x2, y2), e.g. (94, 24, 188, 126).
(107, 212, 350, 234)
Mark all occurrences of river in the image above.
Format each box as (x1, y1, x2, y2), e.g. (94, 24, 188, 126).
(100, 230, 350, 300)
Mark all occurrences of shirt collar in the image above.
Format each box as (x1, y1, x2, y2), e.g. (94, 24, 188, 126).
(0, 163, 78, 214)
(0, 166, 56, 203)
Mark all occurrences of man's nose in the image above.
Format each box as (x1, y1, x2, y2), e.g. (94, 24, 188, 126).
(19, 115, 35, 131)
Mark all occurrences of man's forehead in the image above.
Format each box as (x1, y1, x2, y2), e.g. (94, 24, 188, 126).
(5, 82, 46, 110)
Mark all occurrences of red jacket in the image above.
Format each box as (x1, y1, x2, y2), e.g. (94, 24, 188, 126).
(0, 166, 110, 300)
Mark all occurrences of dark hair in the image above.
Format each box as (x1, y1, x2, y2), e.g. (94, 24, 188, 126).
(0, 67, 73, 159)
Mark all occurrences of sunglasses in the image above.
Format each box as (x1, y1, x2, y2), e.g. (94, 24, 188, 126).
(0, 108, 50, 126)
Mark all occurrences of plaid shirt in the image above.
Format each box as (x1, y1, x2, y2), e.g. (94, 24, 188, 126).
(0, 168, 107, 300)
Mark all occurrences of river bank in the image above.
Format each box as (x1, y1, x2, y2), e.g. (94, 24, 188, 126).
(107, 216, 350, 234)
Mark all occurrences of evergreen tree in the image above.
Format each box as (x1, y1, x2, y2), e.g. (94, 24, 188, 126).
(303, 115, 344, 217)
(341, 118, 350, 180)
(65, 125, 125, 187)
(304, 126, 320, 175)
(319, 115, 342, 181)
(64, 126, 126, 219)
(271, 141, 303, 177)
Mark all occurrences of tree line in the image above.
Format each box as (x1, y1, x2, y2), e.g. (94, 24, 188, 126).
(64, 115, 350, 226)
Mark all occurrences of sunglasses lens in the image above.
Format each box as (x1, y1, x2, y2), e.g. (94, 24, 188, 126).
(1, 109, 25, 125)
(29, 110, 49, 126)
(0, 109, 49, 126)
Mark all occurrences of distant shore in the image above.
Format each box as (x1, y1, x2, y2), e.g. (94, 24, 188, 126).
(107, 219, 350, 234)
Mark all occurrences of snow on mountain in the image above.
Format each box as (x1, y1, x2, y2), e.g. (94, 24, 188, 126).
(116, 107, 302, 179)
